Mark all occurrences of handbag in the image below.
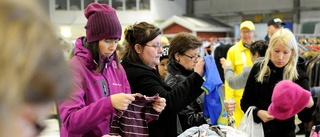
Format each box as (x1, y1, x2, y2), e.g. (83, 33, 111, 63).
(237, 106, 264, 137)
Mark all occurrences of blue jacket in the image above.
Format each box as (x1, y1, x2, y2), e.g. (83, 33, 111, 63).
(202, 56, 228, 125)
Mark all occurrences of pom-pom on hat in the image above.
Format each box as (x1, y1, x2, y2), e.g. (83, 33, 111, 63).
(268, 80, 311, 120)
(84, 3, 122, 42)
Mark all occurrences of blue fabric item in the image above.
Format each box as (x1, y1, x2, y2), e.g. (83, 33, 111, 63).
(202, 56, 227, 125)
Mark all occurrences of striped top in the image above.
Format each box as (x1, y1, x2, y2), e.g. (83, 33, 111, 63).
(110, 94, 160, 137)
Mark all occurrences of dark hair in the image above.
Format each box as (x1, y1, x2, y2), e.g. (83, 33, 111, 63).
(168, 32, 202, 62)
(123, 22, 161, 63)
(249, 40, 268, 57)
(86, 40, 119, 73)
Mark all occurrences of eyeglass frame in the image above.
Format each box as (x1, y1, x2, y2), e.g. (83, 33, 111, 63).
(145, 43, 163, 50)
(181, 53, 200, 61)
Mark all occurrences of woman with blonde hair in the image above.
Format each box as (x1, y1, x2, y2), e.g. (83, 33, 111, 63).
(241, 28, 314, 137)
(0, 0, 72, 137)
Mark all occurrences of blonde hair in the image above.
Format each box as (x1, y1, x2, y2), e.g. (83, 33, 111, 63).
(0, 0, 72, 136)
(257, 29, 299, 83)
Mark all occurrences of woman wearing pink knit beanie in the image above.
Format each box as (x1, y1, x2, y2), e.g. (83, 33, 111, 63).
(241, 29, 315, 137)
(58, 3, 166, 137)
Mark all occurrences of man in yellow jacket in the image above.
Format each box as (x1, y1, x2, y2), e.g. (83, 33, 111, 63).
(225, 20, 255, 127)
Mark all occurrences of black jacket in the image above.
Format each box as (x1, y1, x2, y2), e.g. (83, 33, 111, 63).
(121, 59, 204, 137)
(241, 61, 314, 137)
(164, 62, 206, 132)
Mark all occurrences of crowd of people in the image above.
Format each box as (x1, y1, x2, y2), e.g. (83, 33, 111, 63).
(0, 1, 317, 137)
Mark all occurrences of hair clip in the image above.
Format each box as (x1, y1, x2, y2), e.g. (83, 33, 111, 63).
(126, 26, 133, 31)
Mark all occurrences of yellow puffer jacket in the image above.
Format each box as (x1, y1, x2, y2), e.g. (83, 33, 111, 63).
(225, 40, 253, 127)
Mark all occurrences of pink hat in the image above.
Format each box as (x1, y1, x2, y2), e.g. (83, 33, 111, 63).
(84, 3, 122, 42)
(268, 80, 311, 120)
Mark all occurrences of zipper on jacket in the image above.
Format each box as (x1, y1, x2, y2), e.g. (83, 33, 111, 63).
(101, 73, 110, 97)
(102, 84, 107, 97)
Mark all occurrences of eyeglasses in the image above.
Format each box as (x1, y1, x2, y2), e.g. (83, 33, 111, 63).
(145, 44, 163, 50)
(182, 53, 200, 61)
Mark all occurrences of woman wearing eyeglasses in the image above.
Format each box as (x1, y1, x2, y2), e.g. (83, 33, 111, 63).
(164, 32, 207, 134)
(121, 22, 206, 137)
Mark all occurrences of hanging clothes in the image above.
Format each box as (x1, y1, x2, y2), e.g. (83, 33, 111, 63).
(202, 56, 228, 126)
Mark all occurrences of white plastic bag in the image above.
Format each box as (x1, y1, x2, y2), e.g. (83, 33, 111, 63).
(238, 106, 264, 137)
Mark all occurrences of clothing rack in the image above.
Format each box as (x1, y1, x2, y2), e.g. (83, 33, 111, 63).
(295, 34, 320, 46)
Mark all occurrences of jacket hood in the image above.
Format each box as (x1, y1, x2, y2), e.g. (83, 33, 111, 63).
(73, 36, 114, 69)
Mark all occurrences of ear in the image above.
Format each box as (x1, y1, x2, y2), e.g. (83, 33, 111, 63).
(134, 44, 142, 54)
(174, 52, 180, 62)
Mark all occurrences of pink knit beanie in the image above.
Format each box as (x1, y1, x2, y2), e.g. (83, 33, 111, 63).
(84, 3, 122, 42)
(268, 80, 311, 120)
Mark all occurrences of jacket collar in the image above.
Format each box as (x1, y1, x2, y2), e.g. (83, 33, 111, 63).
(254, 57, 264, 64)
(238, 40, 252, 51)
(73, 36, 114, 70)
(167, 61, 193, 76)
(121, 58, 154, 71)
(268, 60, 284, 72)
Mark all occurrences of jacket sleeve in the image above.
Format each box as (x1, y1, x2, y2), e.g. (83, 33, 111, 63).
(296, 69, 314, 123)
(166, 74, 207, 127)
(59, 61, 115, 134)
(184, 94, 207, 127)
(241, 64, 263, 123)
(135, 71, 204, 114)
(225, 47, 235, 100)
(311, 87, 320, 97)
(164, 74, 178, 88)
(224, 66, 251, 90)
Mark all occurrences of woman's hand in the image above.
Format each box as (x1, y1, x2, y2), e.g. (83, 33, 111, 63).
(110, 93, 135, 110)
(220, 57, 231, 69)
(224, 98, 236, 114)
(194, 58, 205, 76)
(257, 110, 274, 123)
(152, 97, 166, 112)
(306, 96, 314, 108)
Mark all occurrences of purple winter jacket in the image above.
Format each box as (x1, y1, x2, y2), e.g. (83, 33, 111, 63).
(59, 37, 131, 137)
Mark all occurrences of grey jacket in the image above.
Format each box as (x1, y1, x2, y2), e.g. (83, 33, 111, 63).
(224, 57, 264, 90)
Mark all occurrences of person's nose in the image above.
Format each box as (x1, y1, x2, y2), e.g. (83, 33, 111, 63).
(278, 53, 284, 60)
(109, 42, 117, 50)
(159, 46, 163, 52)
